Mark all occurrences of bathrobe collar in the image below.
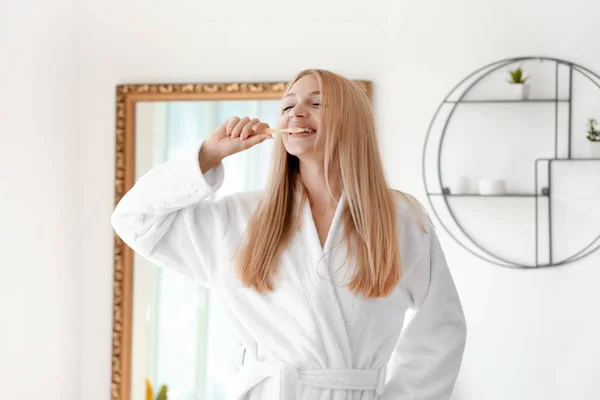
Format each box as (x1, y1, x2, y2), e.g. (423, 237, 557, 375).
(298, 190, 353, 369)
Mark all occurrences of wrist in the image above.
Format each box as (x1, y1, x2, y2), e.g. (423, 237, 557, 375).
(198, 143, 223, 173)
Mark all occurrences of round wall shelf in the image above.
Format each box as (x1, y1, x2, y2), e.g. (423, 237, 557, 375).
(422, 56, 600, 268)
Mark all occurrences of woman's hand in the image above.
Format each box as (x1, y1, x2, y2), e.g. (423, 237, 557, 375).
(199, 116, 272, 172)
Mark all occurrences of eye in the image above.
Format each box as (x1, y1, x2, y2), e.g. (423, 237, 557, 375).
(282, 102, 320, 112)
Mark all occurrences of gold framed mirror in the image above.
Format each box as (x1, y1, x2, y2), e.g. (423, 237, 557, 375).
(111, 80, 372, 400)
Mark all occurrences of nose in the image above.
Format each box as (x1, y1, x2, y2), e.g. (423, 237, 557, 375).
(289, 104, 306, 119)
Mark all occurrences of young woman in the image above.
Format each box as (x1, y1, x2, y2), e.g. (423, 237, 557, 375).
(111, 69, 467, 400)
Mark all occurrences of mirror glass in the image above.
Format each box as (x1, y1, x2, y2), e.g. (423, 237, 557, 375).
(131, 99, 281, 400)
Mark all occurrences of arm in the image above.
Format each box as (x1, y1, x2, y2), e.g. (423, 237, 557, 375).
(382, 227, 467, 399)
(110, 139, 229, 288)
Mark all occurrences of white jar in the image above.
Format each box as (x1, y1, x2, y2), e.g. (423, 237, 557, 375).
(478, 179, 506, 195)
(590, 141, 600, 159)
(509, 83, 530, 100)
(452, 176, 472, 194)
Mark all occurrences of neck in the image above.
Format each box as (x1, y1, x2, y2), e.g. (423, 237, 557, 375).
(299, 158, 341, 209)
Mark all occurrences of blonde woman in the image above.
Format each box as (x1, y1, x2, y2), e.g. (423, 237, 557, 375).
(111, 69, 467, 400)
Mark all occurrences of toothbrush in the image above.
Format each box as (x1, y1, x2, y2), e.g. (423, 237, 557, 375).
(260, 127, 310, 137)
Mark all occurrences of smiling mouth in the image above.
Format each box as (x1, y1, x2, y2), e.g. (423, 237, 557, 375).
(290, 127, 317, 135)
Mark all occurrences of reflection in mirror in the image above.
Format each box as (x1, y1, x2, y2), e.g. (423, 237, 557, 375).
(132, 100, 280, 400)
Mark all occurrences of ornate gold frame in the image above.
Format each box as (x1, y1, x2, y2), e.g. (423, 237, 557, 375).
(111, 80, 372, 400)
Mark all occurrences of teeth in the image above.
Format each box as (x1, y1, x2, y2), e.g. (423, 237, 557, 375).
(289, 127, 316, 135)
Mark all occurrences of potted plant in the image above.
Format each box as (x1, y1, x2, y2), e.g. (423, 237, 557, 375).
(146, 378, 168, 400)
(587, 118, 600, 158)
(507, 66, 530, 100)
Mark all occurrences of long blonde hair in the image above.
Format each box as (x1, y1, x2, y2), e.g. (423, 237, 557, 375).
(234, 69, 401, 298)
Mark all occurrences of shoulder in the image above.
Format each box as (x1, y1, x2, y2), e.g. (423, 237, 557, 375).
(389, 189, 434, 234)
(388, 189, 435, 276)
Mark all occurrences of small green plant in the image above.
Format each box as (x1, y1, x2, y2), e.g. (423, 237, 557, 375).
(145, 379, 168, 400)
(508, 67, 529, 84)
(156, 385, 168, 400)
(587, 119, 600, 142)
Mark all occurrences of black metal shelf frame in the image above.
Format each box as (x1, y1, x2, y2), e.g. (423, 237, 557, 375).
(421, 56, 600, 269)
(444, 99, 570, 103)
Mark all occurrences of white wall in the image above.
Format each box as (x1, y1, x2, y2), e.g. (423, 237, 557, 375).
(3, 0, 599, 399)
(0, 1, 78, 399)
(382, 2, 600, 400)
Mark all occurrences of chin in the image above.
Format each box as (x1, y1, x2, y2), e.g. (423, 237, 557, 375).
(283, 141, 315, 158)
(286, 148, 324, 165)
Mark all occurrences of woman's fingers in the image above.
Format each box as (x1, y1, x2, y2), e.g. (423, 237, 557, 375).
(242, 133, 273, 148)
(226, 117, 241, 136)
(225, 117, 270, 137)
(240, 118, 260, 140)
(252, 122, 270, 134)
(221, 117, 272, 151)
(231, 116, 251, 138)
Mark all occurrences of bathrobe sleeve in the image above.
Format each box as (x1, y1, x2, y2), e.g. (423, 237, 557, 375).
(381, 226, 467, 400)
(110, 139, 229, 288)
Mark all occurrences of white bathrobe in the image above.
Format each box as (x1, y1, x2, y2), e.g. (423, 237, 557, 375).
(111, 140, 467, 400)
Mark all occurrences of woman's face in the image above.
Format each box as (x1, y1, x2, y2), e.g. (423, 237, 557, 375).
(277, 75, 322, 159)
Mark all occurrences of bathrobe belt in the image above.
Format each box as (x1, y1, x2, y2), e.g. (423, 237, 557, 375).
(227, 348, 387, 399)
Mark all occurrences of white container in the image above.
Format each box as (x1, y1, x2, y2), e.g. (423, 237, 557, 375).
(451, 176, 471, 194)
(478, 179, 506, 195)
(509, 83, 530, 100)
(590, 141, 600, 159)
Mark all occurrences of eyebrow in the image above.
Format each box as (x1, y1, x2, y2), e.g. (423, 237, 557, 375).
(283, 90, 321, 99)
